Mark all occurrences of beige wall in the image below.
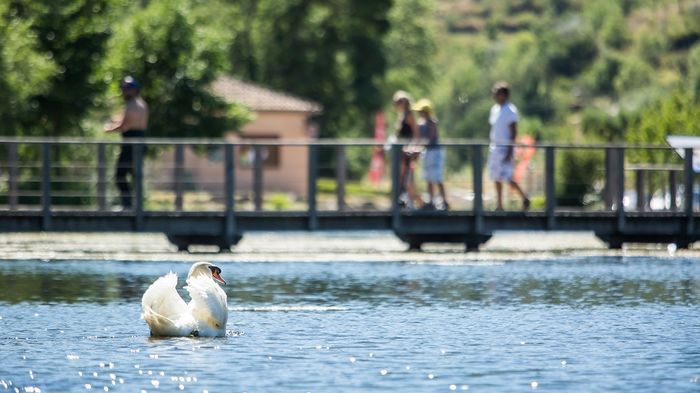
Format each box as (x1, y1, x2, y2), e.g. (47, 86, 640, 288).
(231, 111, 310, 198)
(157, 111, 312, 199)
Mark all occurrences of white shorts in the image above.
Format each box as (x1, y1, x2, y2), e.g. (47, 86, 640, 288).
(422, 148, 444, 183)
(488, 146, 513, 182)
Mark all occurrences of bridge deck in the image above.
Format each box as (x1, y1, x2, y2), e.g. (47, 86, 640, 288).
(0, 209, 697, 251)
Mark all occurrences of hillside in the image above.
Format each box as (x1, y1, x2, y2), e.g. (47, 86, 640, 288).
(426, 0, 700, 144)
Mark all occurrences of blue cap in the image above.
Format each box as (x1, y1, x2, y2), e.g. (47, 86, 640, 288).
(120, 76, 140, 89)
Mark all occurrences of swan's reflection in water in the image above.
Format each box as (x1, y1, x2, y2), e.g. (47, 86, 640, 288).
(0, 258, 699, 392)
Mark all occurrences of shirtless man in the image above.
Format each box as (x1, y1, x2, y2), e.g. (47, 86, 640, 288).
(105, 76, 149, 209)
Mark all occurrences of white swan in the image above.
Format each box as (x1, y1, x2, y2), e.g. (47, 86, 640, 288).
(141, 261, 228, 337)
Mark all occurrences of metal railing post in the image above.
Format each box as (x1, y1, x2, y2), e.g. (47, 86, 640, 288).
(336, 145, 346, 211)
(616, 147, 625, 232)
(253, 145, 263, 211)
(472, 145, 483, 233)
(224, 143, 236, 241)
(545, 146, 556, 229)
(8, 142, 18, 210)
(684, 148, 694, 234)
(391, 144, 401, 231)
(97, 143, 107, 211)
(669, 170, 677, 211)
(174, 144, 184, 212)
(134, 143, 144, 230)
(41, 143, 51, 230)
(604, 148, 615, 210)
(308, 143, 318, 230)
(635, 169, 645, 212)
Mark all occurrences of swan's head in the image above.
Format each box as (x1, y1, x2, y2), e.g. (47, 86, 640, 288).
(188, 261, 226, 285)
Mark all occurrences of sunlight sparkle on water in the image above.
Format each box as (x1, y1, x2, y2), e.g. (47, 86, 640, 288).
(0, 257, 698, 392)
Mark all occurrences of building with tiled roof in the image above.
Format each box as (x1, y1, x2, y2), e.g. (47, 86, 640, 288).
(161, 76, 321, 201)
(212, 76, 322, 114)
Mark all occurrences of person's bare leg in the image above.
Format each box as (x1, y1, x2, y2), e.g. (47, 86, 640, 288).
(427, 183, 435, 205)
(495, 181, 504, 210)
(399, 161, 407, 191)
(509, 180, 530, 210)
(407, 175, 421, 208)
(438, 183, 448, 208)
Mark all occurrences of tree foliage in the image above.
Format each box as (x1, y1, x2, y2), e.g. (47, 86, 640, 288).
(106, 0, 249, 138)
(627, 88, 700, 163)
(1, 0, 698, 148)
(226, 0, 392, 137)
(6, 0, 114, 137)
(383, 0, 437, 98)
(0, 2, 56, 135)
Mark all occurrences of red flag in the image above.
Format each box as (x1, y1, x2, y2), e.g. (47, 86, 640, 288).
(368, 111, 386, 184)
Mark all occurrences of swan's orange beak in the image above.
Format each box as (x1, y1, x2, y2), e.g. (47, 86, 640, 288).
(212, 271, 226, 285)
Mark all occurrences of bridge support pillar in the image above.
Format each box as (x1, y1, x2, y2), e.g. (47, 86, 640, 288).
(166, 234, 244, 253)
(396, 233, 492, 252)
(596, 233, 697, 250)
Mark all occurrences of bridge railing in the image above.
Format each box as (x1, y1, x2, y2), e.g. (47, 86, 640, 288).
(0, 138, 696, 224)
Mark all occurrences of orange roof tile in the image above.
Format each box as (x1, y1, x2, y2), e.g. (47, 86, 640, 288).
(212, 76, 322, 114)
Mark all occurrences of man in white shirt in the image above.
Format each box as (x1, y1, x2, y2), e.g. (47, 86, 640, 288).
(487, 82, 529, 211)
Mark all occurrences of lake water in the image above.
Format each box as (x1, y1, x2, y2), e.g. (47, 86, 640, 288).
(1, 256, 699, 392)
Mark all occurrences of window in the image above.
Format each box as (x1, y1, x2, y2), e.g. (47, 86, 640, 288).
(238, 134, 280, 169)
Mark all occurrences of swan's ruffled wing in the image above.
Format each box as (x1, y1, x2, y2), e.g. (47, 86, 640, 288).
(141, 272, 195, 336)
(185, 276, 228, 337)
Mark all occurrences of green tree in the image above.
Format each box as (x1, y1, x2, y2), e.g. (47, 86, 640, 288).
(581, 107, 626, 142)
(8, 0, 114, 137)
(107, 0, 249, 138)
(688, 43, 700, 100)
(383, 0, 437, 98)
(613, 56, 654, 94)
(627, 88, 700, 156)
(0, 2, 56, 135)
(539, 18, 598, 78)
(228, 0, 393, 137)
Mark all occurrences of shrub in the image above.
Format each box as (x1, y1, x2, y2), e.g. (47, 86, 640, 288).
(541, 19, 598, 77)
(556, 149, 602, 207)
(583, 53, 622, 95)
(581, 107, 624, 142)
(613, 57, 654, 93)
(636, 32, 668, 67)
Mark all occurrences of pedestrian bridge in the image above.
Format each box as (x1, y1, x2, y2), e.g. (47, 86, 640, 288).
(0, 137, 697, 251)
